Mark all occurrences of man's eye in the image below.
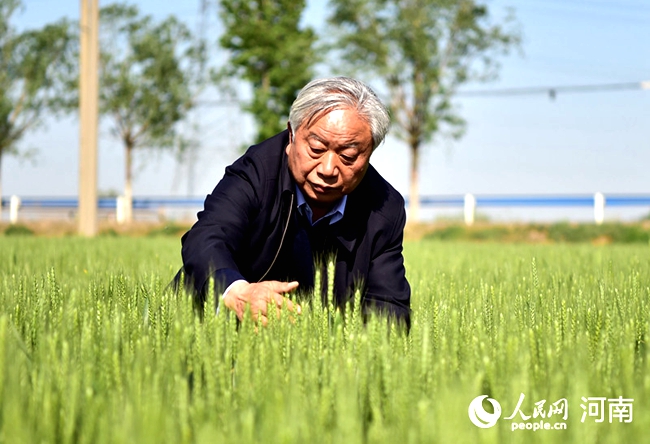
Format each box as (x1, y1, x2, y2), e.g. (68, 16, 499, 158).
(341, 155, 355, 163)
(310, 147, 325, 155)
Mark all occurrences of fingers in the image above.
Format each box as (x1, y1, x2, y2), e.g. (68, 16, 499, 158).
(270, 293, 300, 314)
(263, 280, 299, 294)
(254, 281, 301, 318)
(223, 280, 301, 324)
(252, 294, 299, 322)
(251, 297, 271, 320)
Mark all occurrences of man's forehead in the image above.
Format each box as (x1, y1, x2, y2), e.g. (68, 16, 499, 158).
(298, 108, 371, 142)
(303, 107, 369, 128)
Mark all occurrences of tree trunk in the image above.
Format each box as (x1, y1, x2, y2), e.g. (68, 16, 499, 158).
(408, 142, 420, 223)
(262, 71, 270, 93)
(124, 143, 133, 224)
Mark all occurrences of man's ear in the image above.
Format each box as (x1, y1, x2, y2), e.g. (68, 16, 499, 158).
(286, 122, 293, 155)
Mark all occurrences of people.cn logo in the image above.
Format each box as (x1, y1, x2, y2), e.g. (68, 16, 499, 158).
(468, 395, 502, 428)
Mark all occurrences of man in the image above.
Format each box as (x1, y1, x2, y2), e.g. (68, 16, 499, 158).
(175, 77, 410, 327)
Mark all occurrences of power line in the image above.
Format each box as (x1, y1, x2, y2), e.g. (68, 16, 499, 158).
(458, 80, 650, 99)
(194, 81, 650, 107)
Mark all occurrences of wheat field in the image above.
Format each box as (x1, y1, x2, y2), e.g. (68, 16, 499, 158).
(0, 237, 648, 443)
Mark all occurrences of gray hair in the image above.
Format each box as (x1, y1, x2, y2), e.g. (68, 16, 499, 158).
(288, 77, 390, 150)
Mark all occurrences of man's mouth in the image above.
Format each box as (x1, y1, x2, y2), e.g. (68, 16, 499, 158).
(309, 182, 336, 194)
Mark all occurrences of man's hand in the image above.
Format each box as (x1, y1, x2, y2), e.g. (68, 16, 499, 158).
(222, 280, 300, 325)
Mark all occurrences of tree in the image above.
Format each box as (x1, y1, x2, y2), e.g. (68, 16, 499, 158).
(328, 0, 520, 222)
(0, 0, 75, 209)
(218, 0, 318, 142)
(98, 3, 206, 223)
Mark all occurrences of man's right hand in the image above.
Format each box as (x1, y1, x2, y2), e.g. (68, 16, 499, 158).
(222, 280, 300, 325)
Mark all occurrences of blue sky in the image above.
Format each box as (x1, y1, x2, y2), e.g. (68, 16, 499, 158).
(5, 0, 650, 221)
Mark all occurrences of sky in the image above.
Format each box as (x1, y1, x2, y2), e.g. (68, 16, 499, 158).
(4, 0, 650, 222)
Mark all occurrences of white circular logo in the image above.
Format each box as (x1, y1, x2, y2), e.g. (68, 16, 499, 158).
(468, 395, 502, 428)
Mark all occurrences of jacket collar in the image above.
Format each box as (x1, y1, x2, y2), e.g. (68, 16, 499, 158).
(279, 130, 294, 197)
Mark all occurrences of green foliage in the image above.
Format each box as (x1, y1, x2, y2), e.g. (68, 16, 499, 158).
(0, 0, 75, 153)
(0, 0, 75, 197)
(91, 2, 207, 223)
(547, 223, 650, 244)
(327, 0, 520, 219)
(2, 223, 33, 236)
(146, 222, 188, 237)
(427, 224, 517, 241)
(98, 3, 206, 152)
(328, 0, 519, 145)
(429, 224, 466, 240)
(425, 222, 650, 244)
(99, 227, 119, 237)
(218, 0, 318, 142)
(0, 238, 648, 443)
(438, 222, 650, 244)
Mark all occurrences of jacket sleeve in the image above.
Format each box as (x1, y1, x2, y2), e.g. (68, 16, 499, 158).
(362, 204, 411, 330)
(179, 154, 263, 298)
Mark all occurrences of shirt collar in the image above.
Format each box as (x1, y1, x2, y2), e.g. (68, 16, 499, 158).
(295, 185, 347, 226)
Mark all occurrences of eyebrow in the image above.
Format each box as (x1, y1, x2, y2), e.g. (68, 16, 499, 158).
(307, 133, 361, 149)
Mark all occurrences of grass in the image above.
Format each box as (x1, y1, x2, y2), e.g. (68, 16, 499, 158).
(423, 222, 650, 244)
(3, 220, 650, 244)
(0, 237, 648, 443)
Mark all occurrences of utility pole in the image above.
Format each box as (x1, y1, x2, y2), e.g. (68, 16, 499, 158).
(78, 0, 99, 236)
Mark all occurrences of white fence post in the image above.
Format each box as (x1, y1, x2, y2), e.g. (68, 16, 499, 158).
(464, 193, 476, 226)
(10, 195, 21, 225)
(116, 196, 125, 225)
(594, 192, 605, 225)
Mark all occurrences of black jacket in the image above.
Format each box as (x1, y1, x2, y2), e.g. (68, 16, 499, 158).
(176, 130, 410, 325)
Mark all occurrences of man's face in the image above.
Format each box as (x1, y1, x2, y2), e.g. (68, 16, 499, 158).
(286, 108, 373, 210)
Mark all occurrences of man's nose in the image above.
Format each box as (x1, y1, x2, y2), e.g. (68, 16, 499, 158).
(318, 151, 339, 177)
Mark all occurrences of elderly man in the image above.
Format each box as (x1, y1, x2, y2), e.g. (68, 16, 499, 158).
(175, 77, 410, 327)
